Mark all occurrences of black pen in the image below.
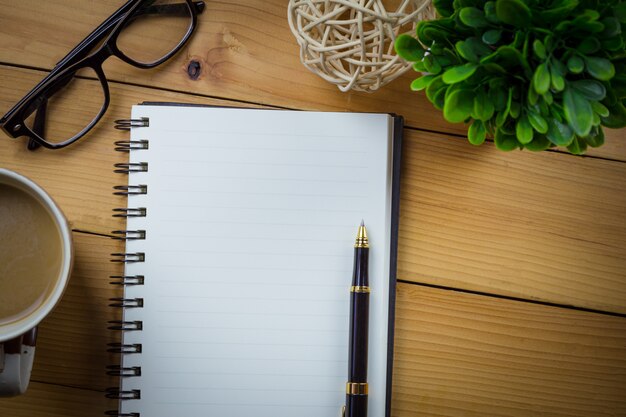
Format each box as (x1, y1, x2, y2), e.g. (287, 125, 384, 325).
(344, 220, 370, 417)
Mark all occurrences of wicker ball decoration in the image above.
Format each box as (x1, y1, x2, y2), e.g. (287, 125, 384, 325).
(287, 0, 435, 92)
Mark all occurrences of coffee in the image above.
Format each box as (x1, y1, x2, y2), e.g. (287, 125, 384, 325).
(0, 183, 63, 326)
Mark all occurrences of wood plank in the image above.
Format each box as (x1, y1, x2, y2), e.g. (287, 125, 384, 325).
(398, 129, 626, 314)
(391, 283, 626, 417)
(28, 232, 123, 391)
(0, 65, 244, 233)
(0, 382, 112, 417)
(0, 0, 624, 160)
(3, 65, 625, 312)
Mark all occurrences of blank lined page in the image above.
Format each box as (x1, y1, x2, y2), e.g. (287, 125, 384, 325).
(120, 106, 395, 417)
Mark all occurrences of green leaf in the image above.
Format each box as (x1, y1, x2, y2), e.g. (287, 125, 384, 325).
(615, 2, 626, 23)
(468, 120, 487, 145)
(496, 0, 531, 27)
(456, 37, 492, 63)
(433, 0, 454, 17)
(496, 87, 513, 126)
(546, 118, 575, 146)
(484, 1, 499, 24)
(540, 1, 579, 23)
(528, 85, 539, 105)
(416, 20, 454, 44)
(543, 90, 554, 105)
(567, 56, 584, 74)
(482, 29, 502, 45)
(600, 17, 621, 38)
(456, 40, 479, 62)
(602, 102, 626, 128)
(577, 37, 601, 54)
(432, 87, 447, 110)
(527, 110, 548, 134)
(442, 63, 479, 84)
(567, 137, 587, 155)
(580, 21, 605, 33)
(423, 54, 442, 74)
(473, 90, 495, 121)
(550, 65, 565, 92)
(524, 135, 551, 152)
(443, 89, 475, 123)
(593, 112, 601, 126)
(495, 128, 520, 151)
(591, 100, 609, 118)
(533, 40, 546, 60)
(410, 75, 436, 91)
(563, 87, 593, 137)
(571, 80, 606, 101)
(412, 61, 427, 72)
(584, 57, 615, 81)
(602, 36, 624, 51)
(460, 7, 489, 28)
(585, 127, 605, 147)
(425, 75, 445, 101)
(394, 35, 425, 62)
(490, 87, 507, 110)
(533, 63, 550, 95)
(516, 115, 534, 144)
(495, 110, 508, 127)
(510, 101, 521, 119)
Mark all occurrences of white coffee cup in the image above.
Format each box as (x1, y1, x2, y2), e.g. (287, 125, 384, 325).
(0, 168, 73, 396)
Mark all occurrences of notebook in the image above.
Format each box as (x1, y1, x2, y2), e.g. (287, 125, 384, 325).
(108, 103, 403, 417)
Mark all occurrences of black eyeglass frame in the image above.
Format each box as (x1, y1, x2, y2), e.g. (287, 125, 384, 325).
(0, 0, 204, 150)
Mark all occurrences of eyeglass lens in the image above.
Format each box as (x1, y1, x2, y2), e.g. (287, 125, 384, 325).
(24, 67, 105, 146)
(116, 0, 193, 66)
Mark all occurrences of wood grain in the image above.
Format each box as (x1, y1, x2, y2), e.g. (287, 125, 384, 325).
(0, 0, 623, 160)
(30, 232, 123, 391)
(399, 129, 626, 314)
(2, 65, 625, 313)
(0, 382, 112, 417)
(4, 282, 625, 416)
(392, 283, 626, 417)
(0, 65, 245, 234)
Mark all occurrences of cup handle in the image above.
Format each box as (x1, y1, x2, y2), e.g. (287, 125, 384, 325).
(0, 327, 37, 397)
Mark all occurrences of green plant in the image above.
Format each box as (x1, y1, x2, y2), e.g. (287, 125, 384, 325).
(395, 0, 626, 153)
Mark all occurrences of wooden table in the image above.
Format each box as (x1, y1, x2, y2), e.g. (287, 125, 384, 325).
(1, 2, 625, 416)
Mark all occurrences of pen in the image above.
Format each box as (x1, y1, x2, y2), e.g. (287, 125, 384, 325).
(344, 220, 370, 417)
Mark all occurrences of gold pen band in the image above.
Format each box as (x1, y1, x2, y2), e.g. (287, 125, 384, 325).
(350, 285, 370, 293)
(346, 382, 368, 395)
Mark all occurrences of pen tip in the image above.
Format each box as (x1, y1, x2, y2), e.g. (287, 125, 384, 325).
(355, 221, 369, 248)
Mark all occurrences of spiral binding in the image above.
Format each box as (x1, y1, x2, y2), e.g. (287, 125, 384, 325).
(112, 208, 147, 218)
(114, 140, 149, 152)
(112, 230, 146, 240)
(105, 411, 139, 417)
(114, 117, 149, 130)
(114, 163, 148, 173)
(107, 122, 150, 416)
(109, 275, 145, 286)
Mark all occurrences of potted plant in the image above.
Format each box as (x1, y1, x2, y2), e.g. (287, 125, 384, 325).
(395, 0, 626, 153)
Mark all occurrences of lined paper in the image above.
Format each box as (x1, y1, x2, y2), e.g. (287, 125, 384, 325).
(120, 106, 395, 417)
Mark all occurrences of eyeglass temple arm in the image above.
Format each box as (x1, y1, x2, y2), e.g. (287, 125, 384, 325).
(55, 1, 204, 70)
(27, 99, 48, 151)
(138, 1, 205, 18)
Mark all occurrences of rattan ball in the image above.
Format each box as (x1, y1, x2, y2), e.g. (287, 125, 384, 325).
(287, 0, 435, 93)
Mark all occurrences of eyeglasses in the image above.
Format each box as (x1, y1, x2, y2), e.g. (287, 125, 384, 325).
(0, 0, 205, 150)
